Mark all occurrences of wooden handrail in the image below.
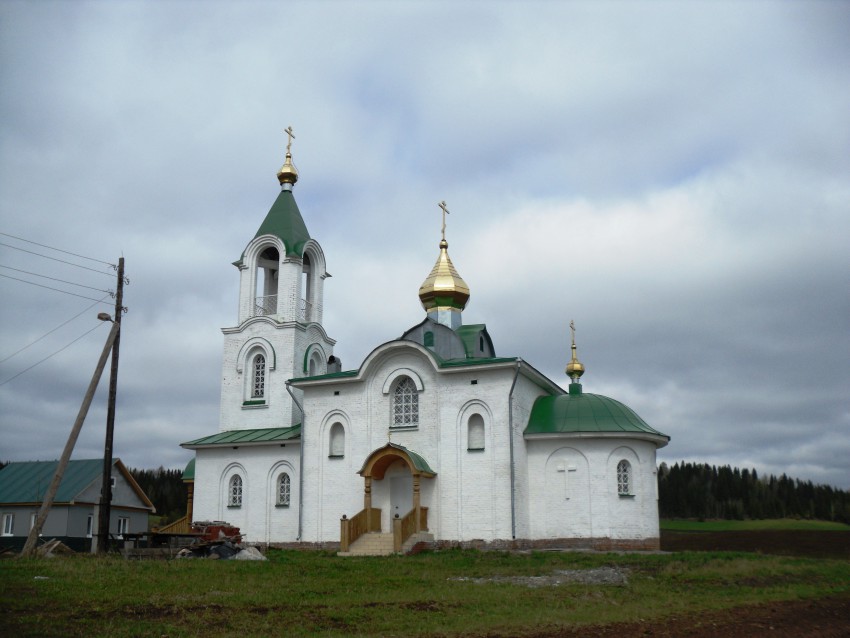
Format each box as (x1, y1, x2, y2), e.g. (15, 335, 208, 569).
(340, 508, 381, 552)
(393, 506, 428, 552)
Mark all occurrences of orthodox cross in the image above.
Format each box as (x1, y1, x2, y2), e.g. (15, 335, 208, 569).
(284, 126, 295, 153)
(438, 200, 450, 240)
(570, 319, 576, 346)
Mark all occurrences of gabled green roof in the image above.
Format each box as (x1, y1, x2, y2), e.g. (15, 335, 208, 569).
(253, 189, 310, 258)
(526, 387, 668, 441)
(181, 425, 302, 448)
(0, 459, 104, 504)
(0, 458, 154, 509)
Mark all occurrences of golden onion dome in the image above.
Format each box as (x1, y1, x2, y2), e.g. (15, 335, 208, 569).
(277, 126, 299, 186)
(276, 150, 299, 186)
(418, 238, 470, 312)
(565, 320, 585, 382)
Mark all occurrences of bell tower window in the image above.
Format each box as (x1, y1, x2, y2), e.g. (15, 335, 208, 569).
(254, 246, 280, 317)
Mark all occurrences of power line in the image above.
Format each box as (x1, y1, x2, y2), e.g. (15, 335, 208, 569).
(0, 321, 108, 387)
(0, 264, 113, 294)
(0, 242, 116, 277)
(0, 273, 114, 303)
(0, 296, 110, 363)
(0, 231, 115, 267)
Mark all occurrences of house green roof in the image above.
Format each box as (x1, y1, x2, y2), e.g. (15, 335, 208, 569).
(252, 189, 310, 258)
(0, 458, 154, 510)
(0, 459, 104, 504)
(181, 425, 302, 448)
(526, 385, 669, 441)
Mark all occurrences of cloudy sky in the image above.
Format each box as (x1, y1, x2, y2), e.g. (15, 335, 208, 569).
(1, 1, 848, 490)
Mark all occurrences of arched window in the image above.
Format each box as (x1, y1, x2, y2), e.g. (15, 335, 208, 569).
(424, 331, 434, 347)
(617, 460, 632, 496)
(392, 376, 419, 428)
(228, 474, 243, 507)
(277, 473, 291, 506)
(468, 413, 485, 451)
(252, 354, 266, 399)
(329, 422, 345, 457)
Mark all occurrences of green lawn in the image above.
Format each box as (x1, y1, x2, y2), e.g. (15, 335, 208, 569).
(661, 518, 850, 531)
(2, 549, 848, 637)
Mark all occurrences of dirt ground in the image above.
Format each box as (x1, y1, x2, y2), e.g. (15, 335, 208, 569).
(518, 593, 850, 638)
(660, 529, 850, 559)
(518, 530, 850, 638)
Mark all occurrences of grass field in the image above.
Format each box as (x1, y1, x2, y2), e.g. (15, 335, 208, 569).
(660, 518, 850, 531)
(2, 548, 849, 637)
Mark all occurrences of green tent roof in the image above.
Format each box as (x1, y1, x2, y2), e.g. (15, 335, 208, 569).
(526, 387, 668, 440)
(181, 425, 302, 448)
(182, 458, 195, 481)
(0, 459, 109, 504)
(252, 189, 310, 258)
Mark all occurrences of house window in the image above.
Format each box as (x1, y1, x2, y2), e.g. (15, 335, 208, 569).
(117, 517, 129, 537)
(228, 474, 243, 507)
(617, 460, 632, 496)
(424, 331, 434, 347)
(252, 354, 266, 398)
(2, 513, 14, 536)
(86, 515, 93, 538)
(277, 473, 291, 507)
(329, 422, 345, 457)
(392, 376, 419, 428)
(29, 512, 37, 531)
(467, 413, 485, 451)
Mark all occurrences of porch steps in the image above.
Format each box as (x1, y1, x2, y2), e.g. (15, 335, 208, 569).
(339, 532, 394, 556)
(338, 531, 435, 556)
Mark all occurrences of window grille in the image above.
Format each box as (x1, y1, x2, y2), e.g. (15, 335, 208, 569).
(617, 460, 631, 495)
(277, 473, 291, 506)
(229, 474, 243, 507)
(392, 376, 419, 427)
(252, 354, 266, 398)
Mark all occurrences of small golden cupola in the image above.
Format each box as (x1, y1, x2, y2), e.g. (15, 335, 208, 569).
(276, 126, 299, 190)
(566, 320, 585, 394)
(418, 201, 470, 330)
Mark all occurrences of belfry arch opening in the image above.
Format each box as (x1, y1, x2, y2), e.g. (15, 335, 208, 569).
(255, 246, 280, 317)
(301, 251, 313, 322)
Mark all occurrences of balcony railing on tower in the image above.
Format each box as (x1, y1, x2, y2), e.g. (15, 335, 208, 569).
(253, 295, 313, 322)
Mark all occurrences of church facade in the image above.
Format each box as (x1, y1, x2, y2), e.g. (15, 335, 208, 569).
(182, 138, 669, 550)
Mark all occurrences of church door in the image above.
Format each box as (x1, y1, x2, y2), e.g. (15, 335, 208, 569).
(390, 474, 413, 519)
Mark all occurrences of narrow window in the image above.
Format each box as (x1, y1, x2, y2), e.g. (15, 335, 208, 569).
(468, 413, 485, 451)
(617, 460, 632, 496)
(277, 473, 291, 506)
(29, 512, 37, 531)
(252, 354, 266, 398)
(228, 474, 243, 507)
(117, 517, 129, 537)
(2, 513, 14, 536)
(86, 515, 93, 538)
(424, 331, 434, 347)
(392, 376, 419, 427)
(329, 422, 345, 457)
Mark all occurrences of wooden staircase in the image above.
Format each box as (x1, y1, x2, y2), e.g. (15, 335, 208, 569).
(338, 531, 434, 556)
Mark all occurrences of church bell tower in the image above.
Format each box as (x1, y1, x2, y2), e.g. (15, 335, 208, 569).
(218, 129, 337, 432)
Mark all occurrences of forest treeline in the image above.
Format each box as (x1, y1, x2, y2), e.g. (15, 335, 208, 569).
(129, 466, 187, 523)
(124, 462, 850, 525)
(658, 462, 850, 523)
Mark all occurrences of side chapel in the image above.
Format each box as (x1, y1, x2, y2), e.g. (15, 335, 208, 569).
(181, 132, 670, 552)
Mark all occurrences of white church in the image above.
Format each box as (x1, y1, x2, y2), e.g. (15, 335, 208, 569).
(181, 135, 669, 553)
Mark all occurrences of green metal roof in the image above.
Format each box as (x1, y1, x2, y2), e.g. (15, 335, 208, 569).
(395, 444, 436, 475)
(439, 356, 517, 368)
(181, 425, 302, 448)
(526, 385, 669, 440)
(454, 324, 494, 358)
(0, 459, 110, 504)
(182, 458, 195, 481)
(252, 189, 310, 258)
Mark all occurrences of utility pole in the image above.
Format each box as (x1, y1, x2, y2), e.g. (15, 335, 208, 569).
(21, 320, 120, 557)
(96, 257, 124, 554)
